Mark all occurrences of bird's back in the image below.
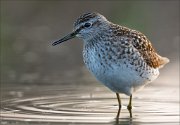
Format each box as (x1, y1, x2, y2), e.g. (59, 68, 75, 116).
(110, 23, 169, 69)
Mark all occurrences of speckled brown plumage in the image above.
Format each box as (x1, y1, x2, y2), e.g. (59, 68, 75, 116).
(110, 24, 169, 68)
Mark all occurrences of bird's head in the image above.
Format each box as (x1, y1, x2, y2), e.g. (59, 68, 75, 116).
(52, 12, 109, 46)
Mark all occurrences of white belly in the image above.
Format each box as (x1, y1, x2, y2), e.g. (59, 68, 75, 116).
(83, 45, 159, 96)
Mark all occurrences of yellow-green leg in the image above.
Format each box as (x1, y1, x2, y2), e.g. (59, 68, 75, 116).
(116, 93, 121, 118)
(127, 95, 132, 118)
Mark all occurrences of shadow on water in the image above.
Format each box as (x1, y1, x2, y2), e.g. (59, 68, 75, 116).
(1, 81, 179, 125)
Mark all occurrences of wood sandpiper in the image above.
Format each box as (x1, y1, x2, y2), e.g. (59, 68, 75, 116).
(52, 12, 169, 118)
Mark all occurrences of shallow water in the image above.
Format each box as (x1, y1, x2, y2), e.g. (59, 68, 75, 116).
(1, 81, 179, 125)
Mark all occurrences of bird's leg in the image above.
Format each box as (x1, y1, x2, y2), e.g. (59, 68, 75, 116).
(127, 94, 132, 118)
(116, 93, 121, 118)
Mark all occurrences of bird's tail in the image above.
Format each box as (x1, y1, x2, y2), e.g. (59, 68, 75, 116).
(158, 56, 170, 69)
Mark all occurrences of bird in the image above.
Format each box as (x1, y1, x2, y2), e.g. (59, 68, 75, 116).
(52, 12, 169, 118)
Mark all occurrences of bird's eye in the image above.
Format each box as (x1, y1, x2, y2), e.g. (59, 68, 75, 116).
(84, 23, 92, 28)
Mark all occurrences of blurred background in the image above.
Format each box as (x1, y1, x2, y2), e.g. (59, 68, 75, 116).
(1, 0, 179, 86)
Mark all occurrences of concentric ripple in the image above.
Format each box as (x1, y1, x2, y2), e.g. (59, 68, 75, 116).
(1, 95, 119, 123)
(1, 84, 179, 125)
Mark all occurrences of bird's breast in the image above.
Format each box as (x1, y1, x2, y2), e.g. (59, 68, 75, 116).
(83, 43, 108, 76)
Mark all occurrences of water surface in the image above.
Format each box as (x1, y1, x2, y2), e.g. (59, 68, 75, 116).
(1, 81, 179, 125)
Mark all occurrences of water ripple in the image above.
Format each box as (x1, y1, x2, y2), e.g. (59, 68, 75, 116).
(1, 84, 179, 125)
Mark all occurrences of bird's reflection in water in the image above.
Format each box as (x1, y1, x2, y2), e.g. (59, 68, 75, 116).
(114, 108, 133, 125)
(110, 117, 133, 125)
